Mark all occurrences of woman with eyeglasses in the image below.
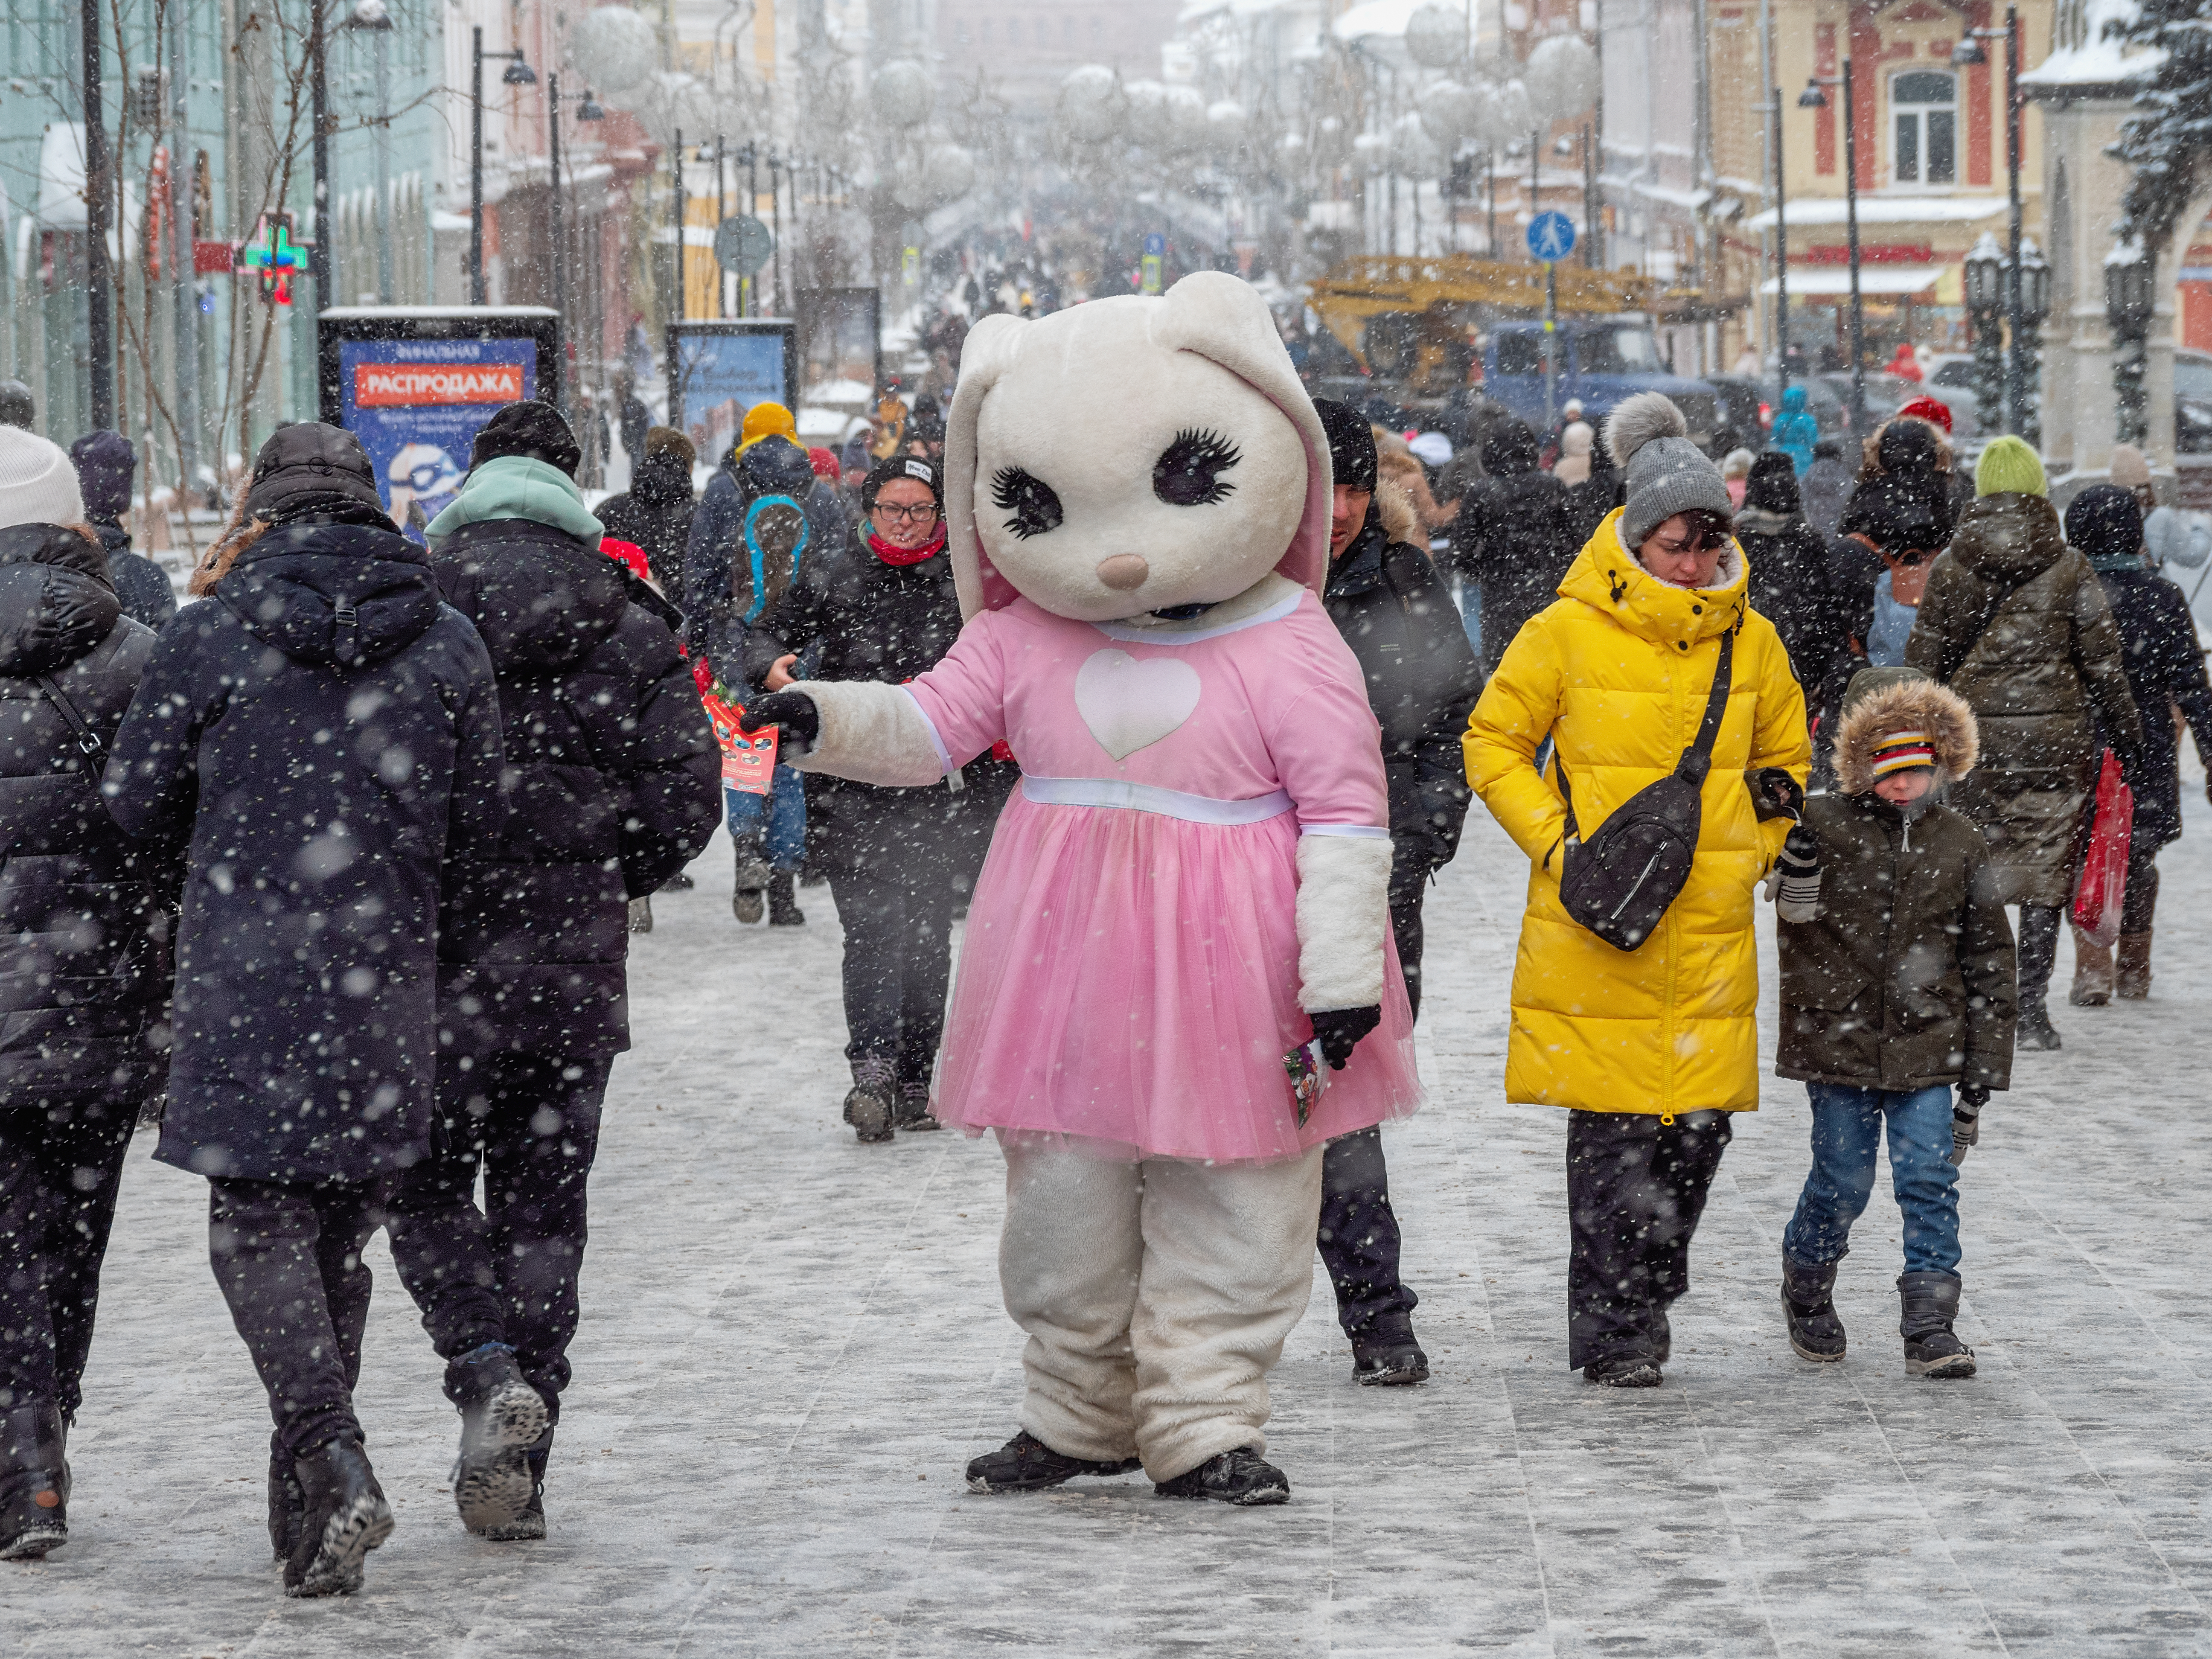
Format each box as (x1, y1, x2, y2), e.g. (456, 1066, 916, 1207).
(1466, 392, 1810, 1390)
(742, 455, 1019, 1143)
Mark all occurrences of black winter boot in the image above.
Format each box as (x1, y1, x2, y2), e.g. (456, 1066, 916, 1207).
(482, 1426, 553, 1543)
(267, 1444, 306, 1563)
(732, 833, 769, 924)
(1898, 1272, 1976, 1379)
(1154, 1447, 1292, 1506)
(0, 1402, 68, 1561)
(285, 1436, 393, 1597)
(658, 869, 696, 893)
(1350, 1310, 1430, 1385)
(965, 1429, 1142, 1493)
(449, 1343, 551, 1536)
(844, 1056, 896, 1144)
(1583, 1356, 1663, 1388)
(2016, 1001, 2062, 1052)
(1781, 1253, 1848, 1362)
(892, 1080, 940, 1131)
(767, 870, 805, 926)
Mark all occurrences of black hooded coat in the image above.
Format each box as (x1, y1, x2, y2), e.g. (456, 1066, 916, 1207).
(1449, 419, 1578, 673)
(0, 524, 175, 1106)
(1735, 452, 1850, 699)
(102, 519, 506, 1183)
(594, 449, 696, 610)
(427, 515, 720, 1055)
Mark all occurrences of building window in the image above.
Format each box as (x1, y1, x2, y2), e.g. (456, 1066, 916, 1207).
(1892, 70, 1956, 187)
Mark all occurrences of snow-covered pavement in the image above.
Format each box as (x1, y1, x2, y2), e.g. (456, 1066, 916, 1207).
(13, 762, 2212, 1657)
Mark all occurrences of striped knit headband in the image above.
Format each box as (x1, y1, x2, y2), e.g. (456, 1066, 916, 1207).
(1871, 729, 1936, 777)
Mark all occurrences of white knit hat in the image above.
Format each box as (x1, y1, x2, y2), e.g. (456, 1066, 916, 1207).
(0, 427, 86, 530)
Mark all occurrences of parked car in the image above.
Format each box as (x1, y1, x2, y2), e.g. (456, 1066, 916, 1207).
(2176, 349, 2212, 455)
(1484, 320, 1720, 446)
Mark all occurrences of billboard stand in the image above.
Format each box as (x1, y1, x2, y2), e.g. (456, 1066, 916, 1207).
(318, 306, 561, 541)
(667, 318, 799, 466)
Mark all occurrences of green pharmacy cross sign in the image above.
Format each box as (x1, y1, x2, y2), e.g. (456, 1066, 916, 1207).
(239, 213, 312, 306)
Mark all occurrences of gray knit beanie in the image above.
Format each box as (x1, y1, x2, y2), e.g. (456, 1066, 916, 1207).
(1606, 392, 1734, 548)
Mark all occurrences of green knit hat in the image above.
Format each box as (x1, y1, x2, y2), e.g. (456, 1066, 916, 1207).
(1975, 435, 2047, 498)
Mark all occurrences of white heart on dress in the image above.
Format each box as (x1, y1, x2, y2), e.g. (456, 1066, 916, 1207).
(1074, 649, 1202, 761)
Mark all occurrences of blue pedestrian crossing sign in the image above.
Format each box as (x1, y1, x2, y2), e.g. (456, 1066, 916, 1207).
(1527, 211, 1577, 264)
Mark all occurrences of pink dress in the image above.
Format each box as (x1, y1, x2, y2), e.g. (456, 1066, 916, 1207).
(903, 585, 1423, 1163)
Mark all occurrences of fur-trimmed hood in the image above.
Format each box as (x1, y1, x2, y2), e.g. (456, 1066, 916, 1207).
(1372, 477, 1419, 547)
(1833, 674, 1979, 795)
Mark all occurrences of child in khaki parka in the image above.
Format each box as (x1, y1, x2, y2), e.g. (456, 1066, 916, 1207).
(1769, 666, 2017, 1378)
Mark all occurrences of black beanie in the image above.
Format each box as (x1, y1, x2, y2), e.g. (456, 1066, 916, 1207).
(69, 428, 137, 523)
(469, 399, 583, 477)
(242, 422, 384, 524)
(1742, 450, 1803, 515)
(2064, 483, 2145, 564)
(1313, 398, 1378, 492)
(861, 454, 943, 512)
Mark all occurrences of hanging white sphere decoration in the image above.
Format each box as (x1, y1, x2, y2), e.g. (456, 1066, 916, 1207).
(1057, 65, 1128, 145)
(871, 60, 935, 128)
(568, 6, 658, 99)
(1524, 34, 1600, 122)
(1404, 3, 1472, 69)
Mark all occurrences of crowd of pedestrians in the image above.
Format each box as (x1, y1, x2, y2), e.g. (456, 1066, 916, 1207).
(3, 306, 2211, 1584)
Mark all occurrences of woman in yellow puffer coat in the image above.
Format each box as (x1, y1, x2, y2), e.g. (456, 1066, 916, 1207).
(1465, 392, 1810, 1388)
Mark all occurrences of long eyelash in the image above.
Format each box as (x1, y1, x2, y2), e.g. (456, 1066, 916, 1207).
(1172, 428, 1242, 471)
(1154, 427, 1242, 508)
(991, 466, 1063, 539)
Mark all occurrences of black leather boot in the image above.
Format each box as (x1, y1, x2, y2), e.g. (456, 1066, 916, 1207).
(285, 1436, 394, 1597)
(1781, 1253, 1847, 1362)
(1898, 1271, 1976, 1379)
(267, 1443, 306, 1563)
(0, 1402, 67, 1561)
(767, 869, 805, 926)
(448, 1343, 550, 1536)
(1350, 1310, 1430, 1385)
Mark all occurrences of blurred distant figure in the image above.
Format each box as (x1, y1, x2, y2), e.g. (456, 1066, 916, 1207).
(0, 382, 33, 431)
(68, 430, 176, 629)
(1801, 437, 1853, 541)
(1772, 386, 1819, 477)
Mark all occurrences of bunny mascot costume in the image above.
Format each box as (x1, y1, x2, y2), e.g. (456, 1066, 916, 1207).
(744, 272, 1421, 1505)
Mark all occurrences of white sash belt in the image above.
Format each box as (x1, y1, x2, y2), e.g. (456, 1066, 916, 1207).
(1021, 775, 1295, 825)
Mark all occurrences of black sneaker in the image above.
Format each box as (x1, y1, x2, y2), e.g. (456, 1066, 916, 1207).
(1153, 1447, 1291, 1506)
(965, 1429, 1141, 1493)
(285, 1436, 394, 1597)
(1583, 1356, 1663, 1388)
(1349, 1314, 1429, 1385)
(892, 1082, 941, 1131)
(449, 1345, 551, 1536)
(482, 1430, 552, 1542)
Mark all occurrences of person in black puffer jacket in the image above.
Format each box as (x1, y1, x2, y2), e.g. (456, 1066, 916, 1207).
(67, 429, 176, 630)
(1311, 400, 1483, 1391)
(102, 421, 506, 1599)
(384, 401, 718, 1544)
(2061, 485, 2212, 1005)
(1450, 416, 1578, 675)
(593, 425, 696, 611)
(1737, 449, 1851, 707)
(0, 431, 177, 1563)
(741, 455, 1018, 1141)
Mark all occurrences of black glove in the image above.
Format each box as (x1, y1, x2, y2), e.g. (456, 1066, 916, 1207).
(1950, 1083, 1988, 1167)
(1308, 1005, 1381, 1071)
(1745, 767, 1805, 823)
(738, 690, 819, 744)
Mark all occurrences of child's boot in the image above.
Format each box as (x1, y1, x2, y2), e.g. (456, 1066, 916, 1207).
(2068, 923, 2113, 1005)
(1897, 1272, 1976, 1379)
(1780, 1253, 1847, 1362)
(2117, 930, 2153, 999)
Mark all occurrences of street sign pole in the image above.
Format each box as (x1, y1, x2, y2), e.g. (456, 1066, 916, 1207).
(1526, 211, 1578, 435)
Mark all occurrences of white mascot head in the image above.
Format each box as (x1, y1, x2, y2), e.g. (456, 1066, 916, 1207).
(944, 271, 1333, 623)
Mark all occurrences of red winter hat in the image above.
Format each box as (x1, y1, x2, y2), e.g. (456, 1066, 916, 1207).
(807, 446, 840, 480)
(1896, 394, 1952, 434)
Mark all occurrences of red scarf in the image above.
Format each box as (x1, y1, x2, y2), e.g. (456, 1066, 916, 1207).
(868, 523, 946, 566)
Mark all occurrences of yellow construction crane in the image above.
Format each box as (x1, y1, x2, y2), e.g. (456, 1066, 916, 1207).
(1305, 254, 1668, 379)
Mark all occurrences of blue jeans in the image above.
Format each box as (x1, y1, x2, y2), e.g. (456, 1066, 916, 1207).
(1782, 1084, 1961, 1278)
(725, 766, 806, 871)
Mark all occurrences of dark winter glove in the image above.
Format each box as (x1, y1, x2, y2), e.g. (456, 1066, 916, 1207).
(1950, 1083, 1988, 1167)
(1308, 1005, 1382, 1071)
(1764, 823, 1822, 923)
(1744, 767, 1805, 823)
(738, 690, 819, 745)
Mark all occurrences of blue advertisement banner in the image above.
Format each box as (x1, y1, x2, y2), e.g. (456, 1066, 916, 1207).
(670, 325, 794, 463)
(337, 336, 538, 541)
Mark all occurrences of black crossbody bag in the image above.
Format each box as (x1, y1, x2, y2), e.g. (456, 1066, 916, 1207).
(1554, 626, 1736, 952)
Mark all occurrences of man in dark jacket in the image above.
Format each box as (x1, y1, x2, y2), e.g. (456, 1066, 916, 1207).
(594, 425, 696, 609)
(1310, 400, 1483, 1390)
(742, 456, 1017, 1141)
(67, 429, 177, 629)
(1738, 450, 1851, 709)
(0, 433, 177, 1562)
(384, 401, 719, 1543)
(1800, 436, 1852, 541)
(103, 422, 507, 1598)
(1450, 416, 1578, 675)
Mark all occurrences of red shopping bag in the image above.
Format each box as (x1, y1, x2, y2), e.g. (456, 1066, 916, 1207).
(2071, 750, 2134, 949)
(698, 682, 778, 794)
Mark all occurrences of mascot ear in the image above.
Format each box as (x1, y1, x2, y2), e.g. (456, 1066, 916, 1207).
(945, 312, 1028, 620)
(1153, 271, 1332, 594)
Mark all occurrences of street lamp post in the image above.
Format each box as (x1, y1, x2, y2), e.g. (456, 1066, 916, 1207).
(344, 0, 394, 304)
(1955, 8, 2028, 435)
(81, 0, 114, 429)
(310, 0, 332, 305)
(2108, 246, 2156, 448)
(1965, 231, 2005, 434)
(470, 28, 536, 306)
(1801, 62, 1866, 435)
(546, 78, 604, 408)
(1758, 89, 1791, 410)
(2015, 236, 2051, 449)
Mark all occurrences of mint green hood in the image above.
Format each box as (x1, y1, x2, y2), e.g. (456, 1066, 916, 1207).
(424, 455, 605, 548)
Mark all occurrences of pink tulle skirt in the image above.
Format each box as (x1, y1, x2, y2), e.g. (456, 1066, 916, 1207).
(933, 791, 1423, 1163)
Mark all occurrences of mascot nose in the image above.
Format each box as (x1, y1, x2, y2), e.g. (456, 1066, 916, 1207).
(1096, 555, 1150, 591)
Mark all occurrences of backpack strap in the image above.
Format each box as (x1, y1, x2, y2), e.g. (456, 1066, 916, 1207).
(1675, 624, 1738, 787)
(36, 673, 105, 761)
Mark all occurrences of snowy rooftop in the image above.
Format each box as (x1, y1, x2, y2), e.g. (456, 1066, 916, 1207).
(2020, 0, 2161, 90)
(1743, 195, 2012, 231)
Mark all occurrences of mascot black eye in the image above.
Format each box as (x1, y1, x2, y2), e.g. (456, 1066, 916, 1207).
(991, 466, 1064, 539)
(1152, 428, 1241, 507)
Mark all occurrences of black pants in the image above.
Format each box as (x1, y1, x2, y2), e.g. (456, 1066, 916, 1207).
(0, 1094, 135, 1420)
(827, 863, 955, 1088)
(2123, 841, 2160, 934)
(384, 1051, 610, 1423)
(1314, 868, 1431, 1337)
(1565, 1109, 1733, 1371)
(208, 1176, 390, 1461)
(2019, 903, 2063, 1004)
